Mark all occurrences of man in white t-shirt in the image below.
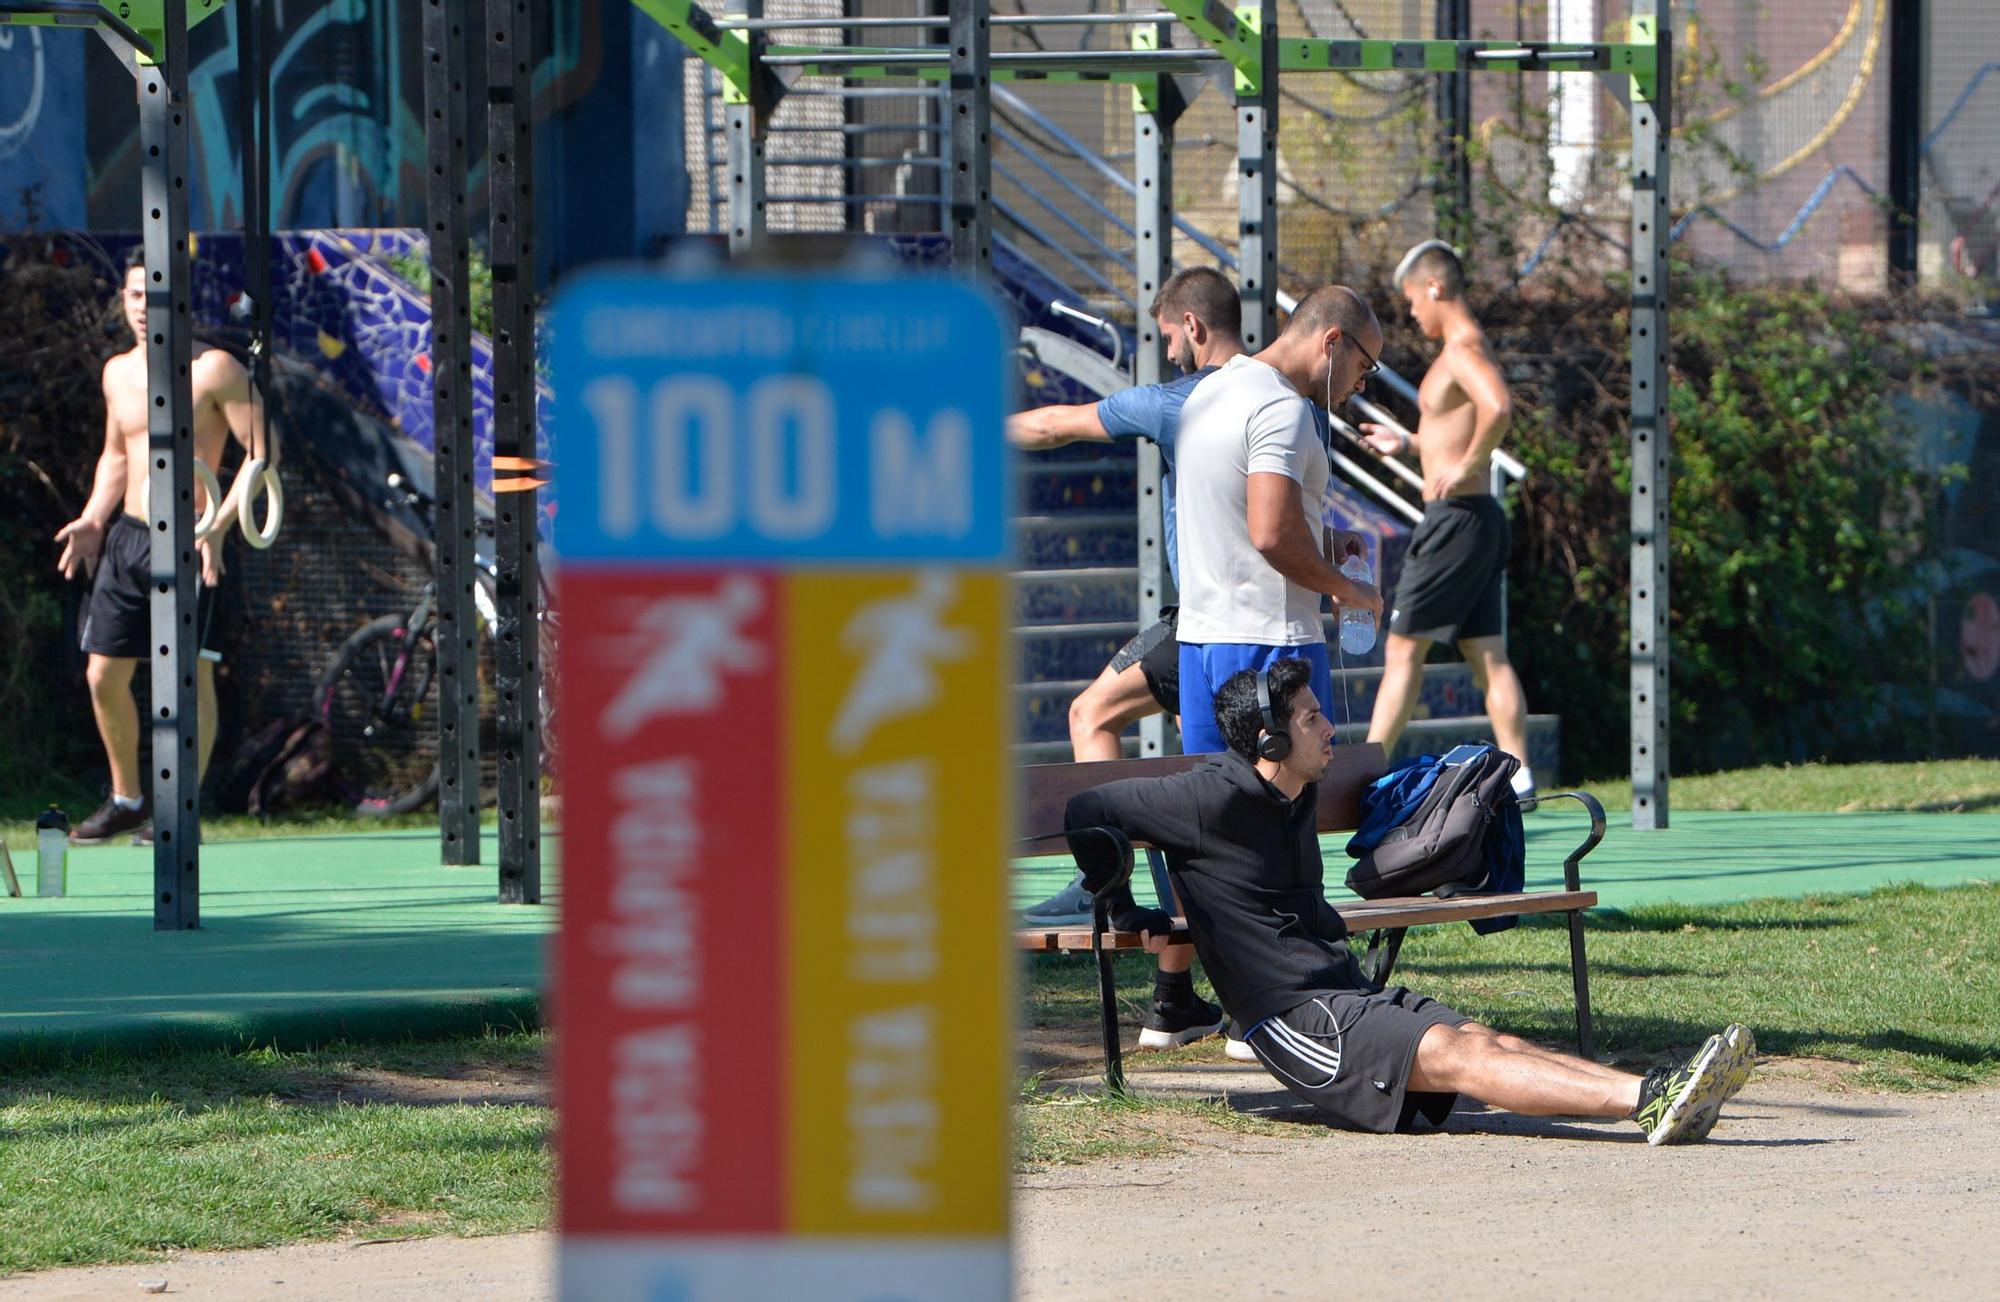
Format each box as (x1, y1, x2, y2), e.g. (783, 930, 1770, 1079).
(1174, 285, 1384, 754)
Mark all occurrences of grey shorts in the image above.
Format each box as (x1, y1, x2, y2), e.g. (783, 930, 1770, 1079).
(1388, 495, 1510, 643)
(1107, 605, 1179, 714)
(1246, 986, 1470, 1133)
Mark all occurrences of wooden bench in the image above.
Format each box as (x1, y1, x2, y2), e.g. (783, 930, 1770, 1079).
(1014, 743, 1605, 1089)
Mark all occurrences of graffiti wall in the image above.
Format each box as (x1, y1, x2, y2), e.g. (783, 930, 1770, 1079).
(0, 23, 86, 230)
(2, 1, 687, 276)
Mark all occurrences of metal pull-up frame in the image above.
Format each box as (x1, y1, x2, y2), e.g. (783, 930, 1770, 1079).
(5, 0, 546, 917)
(643, 0, 1675, 828)
(2, 0, 236, 927)
(423, 0, 544, 903)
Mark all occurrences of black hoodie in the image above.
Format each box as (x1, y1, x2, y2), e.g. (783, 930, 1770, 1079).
(1065, 751, 1371, 1029)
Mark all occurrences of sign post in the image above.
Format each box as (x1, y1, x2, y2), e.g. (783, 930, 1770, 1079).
(552, 271, 1013, 1300)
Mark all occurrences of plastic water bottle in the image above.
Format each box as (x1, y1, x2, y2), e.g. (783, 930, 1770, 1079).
(35, 805, 68, 898)
(1338, 555, 1377, 655)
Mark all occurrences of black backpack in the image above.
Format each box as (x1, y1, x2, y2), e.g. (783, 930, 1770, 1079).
(1344, 743, 1522, 900)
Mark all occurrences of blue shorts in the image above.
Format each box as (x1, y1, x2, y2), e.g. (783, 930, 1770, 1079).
(1177, 641, 1333, 755)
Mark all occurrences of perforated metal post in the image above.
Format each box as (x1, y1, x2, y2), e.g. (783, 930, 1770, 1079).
(1886, 0, 1923, 279)
(428, 0, 480, 863)
(1133, 20, 1186, 758)
(1234, 1, 1278, 347)
(487, 0, 541, 902)
(1434, 0, 1472, 247)
(948, 0, 991, 277)
(140, 0, 199, 929)
(1628, 11, 1672, 828)
(725, 0, 767, 256)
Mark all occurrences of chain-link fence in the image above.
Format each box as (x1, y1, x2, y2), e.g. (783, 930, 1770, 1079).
(680, 1, 1992, 299)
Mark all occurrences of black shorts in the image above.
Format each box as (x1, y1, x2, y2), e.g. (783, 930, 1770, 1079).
(1108, 606, 1179, 714)
(1388, 495, 1511, 643)
(79, 514, 223, 662)
(1245, 986, 1470, 1133)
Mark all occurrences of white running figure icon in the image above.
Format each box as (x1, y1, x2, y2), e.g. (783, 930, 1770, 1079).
(828, 569, 973, 754)
(600, 575, 766, 739)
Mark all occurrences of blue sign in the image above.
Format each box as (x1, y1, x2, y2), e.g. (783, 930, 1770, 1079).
(550, 272, 1010, 565)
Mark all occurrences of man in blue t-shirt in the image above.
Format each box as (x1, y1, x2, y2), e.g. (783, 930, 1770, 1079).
(1008, 266, 1245, 1051)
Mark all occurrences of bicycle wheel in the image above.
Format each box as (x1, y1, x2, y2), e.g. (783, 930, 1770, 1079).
(315, 613, 442, 816)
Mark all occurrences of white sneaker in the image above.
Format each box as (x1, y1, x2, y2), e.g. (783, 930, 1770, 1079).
(1225, 1035, 1257, 1063)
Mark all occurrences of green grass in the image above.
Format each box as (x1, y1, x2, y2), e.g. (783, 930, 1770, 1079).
(0, 1032, 550, 1274)
(1019, 881, 2000, 1163)
(1579, 758, 2000, 815)
(0, 806, 441, 851)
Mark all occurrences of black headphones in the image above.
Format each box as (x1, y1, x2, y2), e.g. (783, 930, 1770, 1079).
(1255, 667, 1291, 762)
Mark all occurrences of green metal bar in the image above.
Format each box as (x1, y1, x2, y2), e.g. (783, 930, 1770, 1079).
(1627, 16, 1661, 104)
(1157, 0, 1261, 92)
(0, 1, 230, 64)
(742, 36, 1655, 86)
(1277, 38, 1655, 77)
(630, 0, 752, 92)
(756, 57, 1182, 86)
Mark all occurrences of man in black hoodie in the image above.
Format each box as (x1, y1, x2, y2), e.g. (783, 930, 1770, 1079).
(1066, 658, 1757, 1145)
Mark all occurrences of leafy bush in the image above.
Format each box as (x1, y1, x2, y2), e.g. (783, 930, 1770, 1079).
(0, 238, 127, 808)
(1473, 268, 1949, 780)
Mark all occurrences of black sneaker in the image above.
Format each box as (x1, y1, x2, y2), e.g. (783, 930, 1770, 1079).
(69, 796, 149, 846)
(1634, 1024, 1757, 1145)
(1020, 870, 1094, 926)
(1137, 994, 1225, 1050)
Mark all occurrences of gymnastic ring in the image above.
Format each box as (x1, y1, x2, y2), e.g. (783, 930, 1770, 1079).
(192, 458, 222, 542)
(237, 458, 283, 550)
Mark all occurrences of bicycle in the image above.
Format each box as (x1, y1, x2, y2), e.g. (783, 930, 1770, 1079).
(312, 472, 557, 815)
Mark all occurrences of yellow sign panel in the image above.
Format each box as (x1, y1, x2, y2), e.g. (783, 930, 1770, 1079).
(784, 569, 1013, 1235)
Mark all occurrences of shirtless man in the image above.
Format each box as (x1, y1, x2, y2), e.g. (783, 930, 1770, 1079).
(1359, 242, 1535, 800)
(53, 251, 274, 844)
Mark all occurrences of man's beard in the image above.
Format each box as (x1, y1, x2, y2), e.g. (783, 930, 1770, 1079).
(1170, 340, 1197, 373)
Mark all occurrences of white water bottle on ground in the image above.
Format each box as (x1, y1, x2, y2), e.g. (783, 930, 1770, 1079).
(1338, 555, 1377, 655)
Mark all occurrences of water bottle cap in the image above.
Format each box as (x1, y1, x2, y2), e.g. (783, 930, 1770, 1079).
(36, 804, 69, 832)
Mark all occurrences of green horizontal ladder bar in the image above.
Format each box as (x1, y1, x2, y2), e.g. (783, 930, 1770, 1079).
(696, 37, 1657, 86)
(1282, 38, 1657, 76)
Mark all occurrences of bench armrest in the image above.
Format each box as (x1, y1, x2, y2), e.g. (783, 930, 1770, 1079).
(1521, 790, 1607, 892)
(1064, 823, 1137, 901)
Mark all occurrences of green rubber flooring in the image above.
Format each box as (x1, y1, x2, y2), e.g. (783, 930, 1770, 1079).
(2, 811, 1994, 1061)
(1014, 809, 2000, 913)
(0, 829, 558, 1062)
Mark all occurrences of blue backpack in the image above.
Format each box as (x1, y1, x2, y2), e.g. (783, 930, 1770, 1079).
(1344, 743, 1525, 934)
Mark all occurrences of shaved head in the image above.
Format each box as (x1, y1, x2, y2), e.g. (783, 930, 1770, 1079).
(1285, 285, 1379, 347)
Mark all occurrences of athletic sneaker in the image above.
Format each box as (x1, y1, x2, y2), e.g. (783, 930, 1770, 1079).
(1137, 994, 1225, 1050)
(69, 796, 149, 846)
(1633, 1024, 1758, 1146)
(1020, 870, 1095, 926)
(1225, 1034, 1258, 1063)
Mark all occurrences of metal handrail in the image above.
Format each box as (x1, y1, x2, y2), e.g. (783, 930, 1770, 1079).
(997, 125, 1139, 244)
(994, 161, 1136, 280)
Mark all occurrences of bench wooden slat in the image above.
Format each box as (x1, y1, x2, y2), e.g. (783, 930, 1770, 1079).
(1017, 743, 1388, 852)
(1012, 890, 1598, 952)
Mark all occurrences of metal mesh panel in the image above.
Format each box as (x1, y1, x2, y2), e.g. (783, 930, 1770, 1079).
(1920, 0, 2000, 286)
(676, 2, 1974, 293)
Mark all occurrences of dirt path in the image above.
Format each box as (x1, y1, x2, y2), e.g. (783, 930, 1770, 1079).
(6, 1065, 1995, 1300)
(1018, 1061, 2000, 1299)
(0, 1234, 552, 1302)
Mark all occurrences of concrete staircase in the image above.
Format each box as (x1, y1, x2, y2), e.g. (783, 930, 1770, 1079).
(1013, 441, 1561, 780)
